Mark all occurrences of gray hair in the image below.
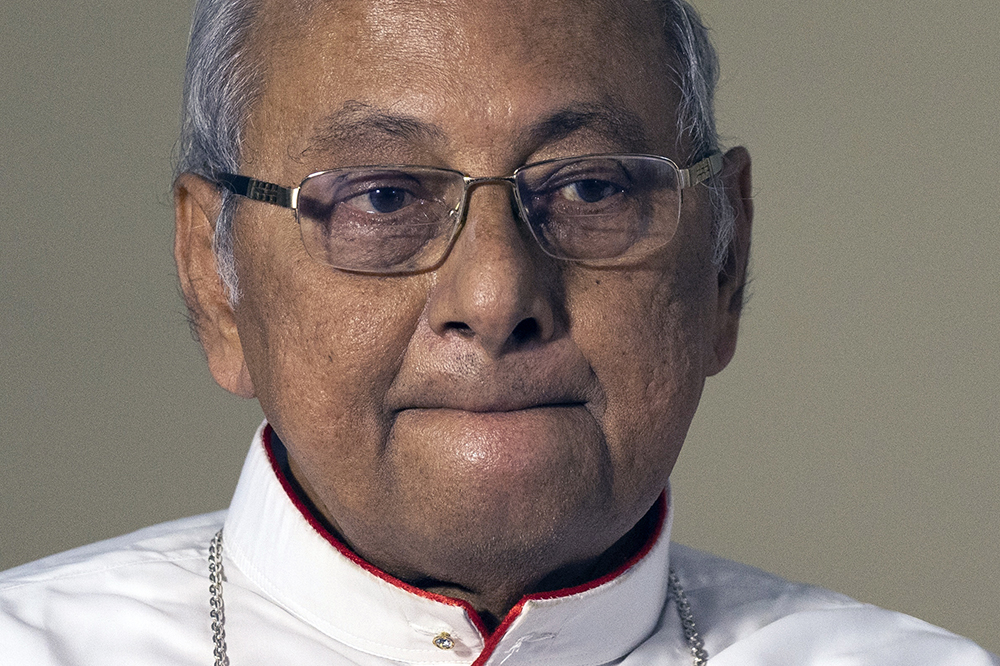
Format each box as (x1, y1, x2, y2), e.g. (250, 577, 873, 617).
(654, 0, 737, 269)
(174, 0, 734, 303)
(175, 0, 263, 302)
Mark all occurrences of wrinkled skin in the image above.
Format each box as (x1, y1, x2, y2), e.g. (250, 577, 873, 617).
(174, 0, 752, 626)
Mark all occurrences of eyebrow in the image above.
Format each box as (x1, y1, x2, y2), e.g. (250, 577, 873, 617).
(301, 99, 652, 161)
(519, 101, 651, 153)
(302, 101, 447, 158)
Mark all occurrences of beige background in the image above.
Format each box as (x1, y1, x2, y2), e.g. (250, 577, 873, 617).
(1, 0, 997, 654)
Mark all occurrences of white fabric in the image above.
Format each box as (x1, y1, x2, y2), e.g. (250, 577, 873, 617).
(1, 423, 996, 665)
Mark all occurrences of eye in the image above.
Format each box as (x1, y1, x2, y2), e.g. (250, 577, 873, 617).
(343, 187, 414, 214)
(558, 179, 622, 204)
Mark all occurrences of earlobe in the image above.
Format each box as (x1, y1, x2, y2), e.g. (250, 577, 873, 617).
(174, 173, 255, 399)
(707, 146, 753, 377)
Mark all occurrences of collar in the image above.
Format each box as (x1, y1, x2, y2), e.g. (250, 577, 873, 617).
(224, 422, 673, 665)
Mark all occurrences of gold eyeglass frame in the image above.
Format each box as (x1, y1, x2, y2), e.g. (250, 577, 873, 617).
(212, 151, 724, 273)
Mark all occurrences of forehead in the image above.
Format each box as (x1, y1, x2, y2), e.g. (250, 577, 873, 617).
(245, 0, 682, 171)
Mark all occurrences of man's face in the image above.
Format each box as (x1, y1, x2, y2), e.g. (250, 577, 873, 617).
(192, 0, 746, 595)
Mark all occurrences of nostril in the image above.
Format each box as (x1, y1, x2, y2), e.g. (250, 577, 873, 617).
(444, 321, 474, 337)
(510, 318, 540, 345)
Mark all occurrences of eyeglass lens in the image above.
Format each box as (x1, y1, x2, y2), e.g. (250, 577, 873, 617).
(295, 155, 683, 273)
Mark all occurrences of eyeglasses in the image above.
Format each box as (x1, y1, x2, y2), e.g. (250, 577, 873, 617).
(213, 152, 723, 274)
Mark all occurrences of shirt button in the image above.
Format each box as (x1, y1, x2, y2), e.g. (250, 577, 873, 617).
(433, 632, 455, 650)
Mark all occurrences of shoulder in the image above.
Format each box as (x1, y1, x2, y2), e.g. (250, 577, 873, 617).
(666, 543, 999, 665)
(0, 510, 224, 591)
(669, 541, 856, 615)
(0, 511, 225, 666)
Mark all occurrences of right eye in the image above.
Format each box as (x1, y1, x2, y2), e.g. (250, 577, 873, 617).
(557, 179, 623, 204)
(342, 187, 415, 214)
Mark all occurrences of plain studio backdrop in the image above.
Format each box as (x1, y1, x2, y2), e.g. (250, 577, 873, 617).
(1, 0, 997, 653)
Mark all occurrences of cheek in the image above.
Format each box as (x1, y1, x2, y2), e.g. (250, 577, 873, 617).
(567, 267, 714, 496)
(233, 231, 431, 480)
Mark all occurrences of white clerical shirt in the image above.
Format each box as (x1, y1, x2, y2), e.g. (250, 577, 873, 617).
(1, 423, 996, 665)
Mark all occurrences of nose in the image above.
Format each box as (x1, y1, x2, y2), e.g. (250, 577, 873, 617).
(425, 180, 560, 357)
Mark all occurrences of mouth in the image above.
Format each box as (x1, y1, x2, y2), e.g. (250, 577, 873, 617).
(385, 339, 607, 420)
(397, 398, 589, 414)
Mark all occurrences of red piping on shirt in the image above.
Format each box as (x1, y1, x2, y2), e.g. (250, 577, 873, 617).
(261, 424, 666, 663)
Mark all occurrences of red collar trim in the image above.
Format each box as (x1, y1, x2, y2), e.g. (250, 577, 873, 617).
(261, 424, 666, 661)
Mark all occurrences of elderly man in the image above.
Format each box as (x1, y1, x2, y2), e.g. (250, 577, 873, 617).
(1, 0, 996, 664)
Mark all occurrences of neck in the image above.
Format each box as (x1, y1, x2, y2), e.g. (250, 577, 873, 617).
(413, 505, 660, 631)
(274, 437, 662, 630)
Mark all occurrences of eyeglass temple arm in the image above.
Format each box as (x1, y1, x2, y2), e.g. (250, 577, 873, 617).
(214, 172, 299, 209)
(678, 152, 724, 189)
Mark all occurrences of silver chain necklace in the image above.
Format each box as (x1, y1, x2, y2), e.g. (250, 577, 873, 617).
(208, 530, 229, 666)
(208, 529, 708, 665)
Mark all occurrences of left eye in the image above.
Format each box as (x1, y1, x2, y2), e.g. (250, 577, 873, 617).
(558, 179, 622, 203)
(343, 187, 414, 214)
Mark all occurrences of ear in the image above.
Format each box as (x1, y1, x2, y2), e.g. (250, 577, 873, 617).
(174, 173, 255, 398)
(706, 146, 753, 377)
